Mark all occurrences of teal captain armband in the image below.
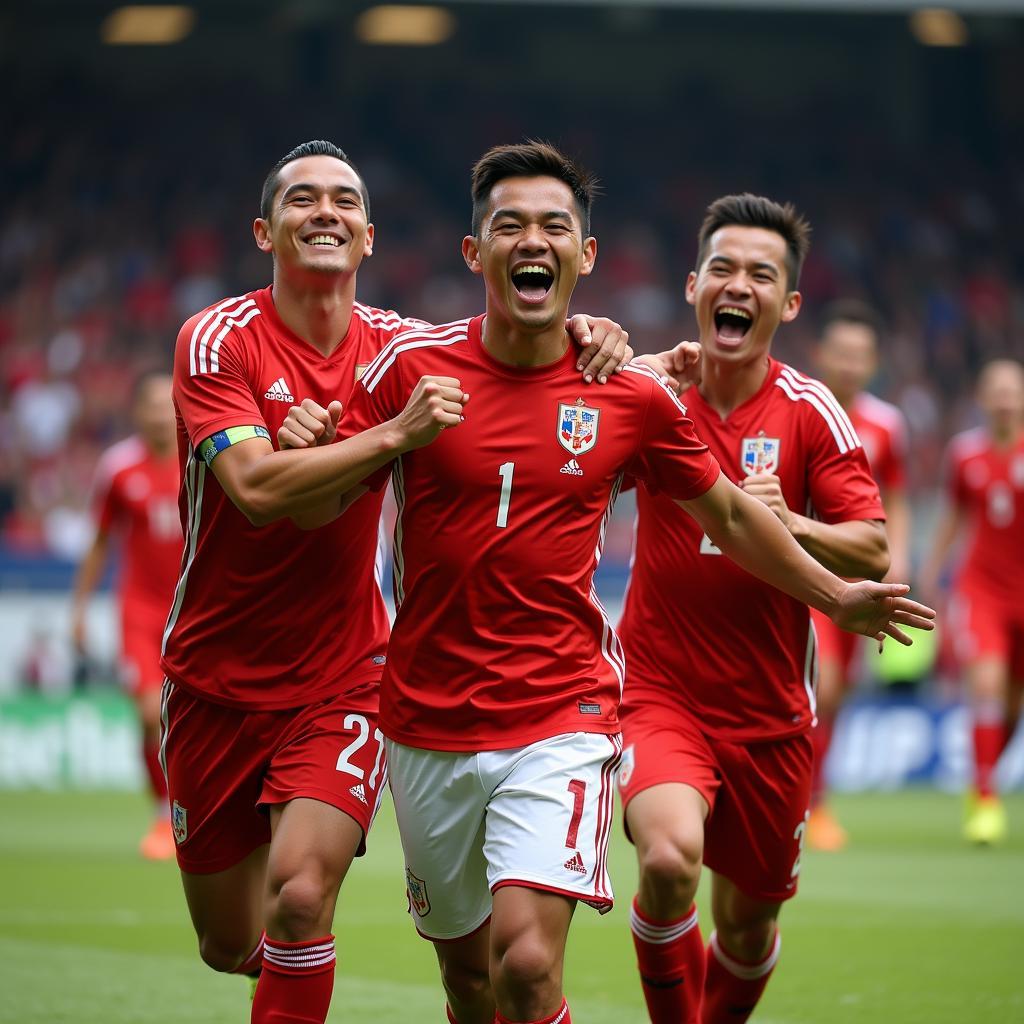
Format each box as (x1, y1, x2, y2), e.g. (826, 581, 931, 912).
(198, 425, 272, 466)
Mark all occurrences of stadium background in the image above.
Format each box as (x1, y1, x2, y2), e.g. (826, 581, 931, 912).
(1, 2, 1022, 1021)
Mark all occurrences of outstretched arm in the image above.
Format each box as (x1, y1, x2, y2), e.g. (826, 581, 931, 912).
(680, 475, 934, 644)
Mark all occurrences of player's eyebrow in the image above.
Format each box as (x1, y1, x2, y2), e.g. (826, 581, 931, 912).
(490, 207, 574, 223)
(280, 183, 363, 205)
(708, 255, 779, 276)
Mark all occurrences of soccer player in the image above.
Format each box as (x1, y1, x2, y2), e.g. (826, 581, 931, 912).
(71, 370, 182, 860)
(919, 358, 1024, 845)
(161, 139, 631, 1024)
(806, 301, 911, 850)
(616, 195, 910, 1024)
(293, 146, 932, 1024)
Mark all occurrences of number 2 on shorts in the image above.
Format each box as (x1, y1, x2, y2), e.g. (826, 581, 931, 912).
(336, 713, 385, 788)
(565, 778, 586, 849)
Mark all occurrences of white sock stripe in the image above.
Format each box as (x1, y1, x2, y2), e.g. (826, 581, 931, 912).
(264, 939, 335, 957)
(630, 904, 699, 943)
(709, 930, 781, 980)
(263, 949, 336, 970)
(551, 1001, 569, 1024)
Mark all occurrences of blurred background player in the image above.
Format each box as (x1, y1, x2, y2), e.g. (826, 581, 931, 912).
(70, 370, 182, 860)
(920, 358, 1024, 845)
(618, 195, 899, 1024)
(806, 300, 911, 851)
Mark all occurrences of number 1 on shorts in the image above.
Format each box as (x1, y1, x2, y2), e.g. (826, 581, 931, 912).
(565, 778, 586, 849)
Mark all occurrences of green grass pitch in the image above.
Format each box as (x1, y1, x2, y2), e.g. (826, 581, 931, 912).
(1, 790, 1021, 1023)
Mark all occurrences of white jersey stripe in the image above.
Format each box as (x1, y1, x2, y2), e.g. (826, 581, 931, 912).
(621, 362, 690, 418)
(362, 322, 470, 394)
(161, 447, 206, 655)
(804, 616, 818, 721)
(360, 320, 468, 385)
(190, 296, 253, 376)
(593, 733, 622, 901)
(777, 367, 860, 452)
(157, 678, 173, 780)
(391, 458, 407, 609)
(209, 305, 261, 373)
(775, 374, 858, 454)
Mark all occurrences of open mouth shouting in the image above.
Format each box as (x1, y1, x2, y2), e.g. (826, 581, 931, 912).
(510, 263, 555, 305)
(713, 304, 753, 344)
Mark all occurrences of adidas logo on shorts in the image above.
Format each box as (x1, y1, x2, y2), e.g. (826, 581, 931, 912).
(564, 850, 586, 874)
(560, 458, 584, 476)
(349, 783, 368, 805)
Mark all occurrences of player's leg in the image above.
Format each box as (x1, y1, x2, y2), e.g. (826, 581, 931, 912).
(489, 886, 574, 1023)
(699, 733, 812, 1024)
(619, 708, 718, 1024)
(433, 927, 495, 1024)
(702, 877, 782, 1024)
(252, 684, 389, 1024)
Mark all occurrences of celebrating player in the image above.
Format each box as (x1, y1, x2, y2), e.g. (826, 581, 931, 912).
(161, 139, 631, 1024)
(616, 194, 921, 1023)
(71, 370, 182, 860)
(287, 147, 933, 1024)
(920, 358, 1024, 845)
(806, 301, 911, 850)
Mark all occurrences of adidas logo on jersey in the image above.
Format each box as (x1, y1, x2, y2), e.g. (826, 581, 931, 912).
(349, 783, 368, 805)
(265, 377, 294, 402)
(560, 458, 584, 476)
(564, 851, 586, 874)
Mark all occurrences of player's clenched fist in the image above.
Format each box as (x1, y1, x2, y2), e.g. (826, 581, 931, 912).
(395, 375, 469, 449)
(277, 398, 344, 450)
(740, 473, 792, 526)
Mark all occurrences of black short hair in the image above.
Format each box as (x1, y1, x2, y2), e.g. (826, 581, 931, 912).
(260, 140, 370, 221)
(470, 140, 598, 236)
(819, 299, 884, 341)
(696, 193, 811, 289)
(132, 367, 173, 403)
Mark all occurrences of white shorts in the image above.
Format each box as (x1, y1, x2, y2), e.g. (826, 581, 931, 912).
(387, 732, 622, 941)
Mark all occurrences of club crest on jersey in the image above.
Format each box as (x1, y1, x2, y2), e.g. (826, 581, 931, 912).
(741, 433, 780, 476)
(558, 398, 600, 456)
(171, 801, 188, 844)
(406, 868, 431, 917)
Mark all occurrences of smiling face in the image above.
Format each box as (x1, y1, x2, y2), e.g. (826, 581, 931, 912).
(685, 225, 801, 368)
(463, 175, 596, 334)
(253, 155, 373, 279)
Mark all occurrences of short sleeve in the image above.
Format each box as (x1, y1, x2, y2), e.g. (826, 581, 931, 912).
(626, 374, 720, 501)
(806, 412, 886, 524)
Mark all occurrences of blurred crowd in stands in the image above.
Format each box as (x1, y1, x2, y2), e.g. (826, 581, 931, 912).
(1, 94, 1022, 565)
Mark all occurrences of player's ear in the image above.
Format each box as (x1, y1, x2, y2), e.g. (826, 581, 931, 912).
(781, 290, 802, 323)
(579, 236, 597, 277)
(684, 270, 698, 306)
(364, 222, 375, 258)
(463, 236, 482, 274)
(254, 218, 273, 254)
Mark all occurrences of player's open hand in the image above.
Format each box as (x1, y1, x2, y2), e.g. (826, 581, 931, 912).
(278, 399, 343, 450)
(740, 473, 793, 528)
(396, 375, 469, 450)
(568, 315, 632, 384)
(830, 581, 936, 647)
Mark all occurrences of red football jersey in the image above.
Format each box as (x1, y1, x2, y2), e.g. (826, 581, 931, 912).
(162, 287, 428, 710)
(946, 427, 1024, 605)
(619, 359, 886, 742)
(338, 315, 720, 752)
(92, 436, 182, 615)
(849, 391, 908, 493)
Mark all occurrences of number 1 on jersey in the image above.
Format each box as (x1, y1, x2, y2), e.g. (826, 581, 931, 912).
(496, 462, 515, 529)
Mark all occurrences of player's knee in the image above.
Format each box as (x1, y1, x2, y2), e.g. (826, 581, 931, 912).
(439, 956, 491, 1005)
(267, 872, 329, 937)
(639, 833, 702, 901)
(197, 932, 252, 974)
(494, 935, 559, 997)
(716, 915, 777, 962)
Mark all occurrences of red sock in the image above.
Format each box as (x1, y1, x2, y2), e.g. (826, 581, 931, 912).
(809, 716, 834, 808)
(251, 935, 336, 1024)
(973, 720, 1006, 797)
(630, 897, 704, 1023)
(701, 929, 780, 1024)
(495, 998, 570, 1023)
(447, 1005, 458, 1023)
(142, 736, 169, 805)
(231, 932, 266, 977)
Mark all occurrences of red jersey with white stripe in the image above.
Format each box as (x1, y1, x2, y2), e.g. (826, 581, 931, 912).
(848, 391, 908, 493)
(162, 286, 428, 710)
(946, 427, 1024, 605)
(92, 436, 182, 616)
(337, 315, 720, 752)
(619, 359, 885, 742)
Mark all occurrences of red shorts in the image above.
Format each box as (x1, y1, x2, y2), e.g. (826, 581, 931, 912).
(951, 591, 1024, 679)
(619, 699, 812, 903)
(159, 679, 387, 874)
(121, 605, 167, 694)
(809, 607, 860, 682)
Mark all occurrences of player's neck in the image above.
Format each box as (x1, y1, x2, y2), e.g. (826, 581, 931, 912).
(698, 354, 771, 418)
(481, 315, 569, 368)
(271, 274, 356, 357)
(990, 421, 1023, 449)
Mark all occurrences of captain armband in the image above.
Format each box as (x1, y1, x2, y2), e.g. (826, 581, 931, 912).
(198, 425, 271, 466)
